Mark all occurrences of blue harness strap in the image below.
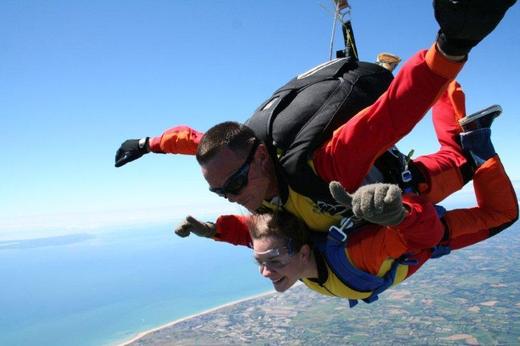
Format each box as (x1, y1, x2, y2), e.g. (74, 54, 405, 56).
(321, 217, 419, 308)
(435, 205, 447, 218)
(431, 245, 452, 258)
(326, 218, 387, 292)
(431, 204, 452, 259)
(315, 204, 452, 308)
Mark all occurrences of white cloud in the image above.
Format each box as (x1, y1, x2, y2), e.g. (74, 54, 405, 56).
(0, 201, 248, 241)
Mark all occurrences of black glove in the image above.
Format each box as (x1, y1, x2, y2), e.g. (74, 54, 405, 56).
(114, 137, 150, 167)
(434, 0, 516, 56)
(175, 216, 217, 238)
(329, 181, 406, 226)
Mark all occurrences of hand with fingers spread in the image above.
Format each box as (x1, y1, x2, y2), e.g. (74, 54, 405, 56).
(329, 181, 406, 226)
(175, 216, 217, 238)
(114, 137, 150, 167)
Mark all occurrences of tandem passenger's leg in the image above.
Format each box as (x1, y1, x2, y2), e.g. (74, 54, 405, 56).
(442, 155, 518, 250)
(445, 105, 518, 249)
(413, 81, 473, 204)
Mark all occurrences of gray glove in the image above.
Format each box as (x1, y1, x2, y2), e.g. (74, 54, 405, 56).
(329, 181, 406, 226)
(175, 216, 217, 238)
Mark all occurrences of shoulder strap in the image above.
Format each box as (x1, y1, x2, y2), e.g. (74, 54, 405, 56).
(320, 218, 408, 307)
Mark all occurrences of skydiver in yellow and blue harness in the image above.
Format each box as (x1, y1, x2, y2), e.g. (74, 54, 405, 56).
(113, 2, 517, 299)
(248, 100, 517, 305)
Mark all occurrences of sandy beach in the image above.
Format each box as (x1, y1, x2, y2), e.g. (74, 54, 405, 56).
(117, 289, 276, 346)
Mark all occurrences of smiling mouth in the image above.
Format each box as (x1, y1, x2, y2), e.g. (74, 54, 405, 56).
(272, 277, 285, 284)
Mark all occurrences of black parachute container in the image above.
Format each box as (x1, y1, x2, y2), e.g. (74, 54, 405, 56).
(245, 57, 394, 205)
(245, 1, 413, 206)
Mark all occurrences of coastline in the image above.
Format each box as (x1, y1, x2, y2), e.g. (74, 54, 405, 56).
(117, 289, 276, 346)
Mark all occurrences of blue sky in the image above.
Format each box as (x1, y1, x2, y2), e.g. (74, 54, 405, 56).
(1, 1, 519, 239)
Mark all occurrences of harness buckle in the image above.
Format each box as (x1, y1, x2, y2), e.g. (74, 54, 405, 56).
(329, 216, 355, 242)
(401, 169, 412, 183)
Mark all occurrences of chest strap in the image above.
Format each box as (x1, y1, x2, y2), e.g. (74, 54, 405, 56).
(324, 217, 417, 308)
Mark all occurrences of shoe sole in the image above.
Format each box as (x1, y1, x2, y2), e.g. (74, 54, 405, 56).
(459, 104, 502, 127)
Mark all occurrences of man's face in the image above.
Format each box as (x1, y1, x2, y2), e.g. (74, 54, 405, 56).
(252, 236, 303, 293)
(201, 144, 272, 212)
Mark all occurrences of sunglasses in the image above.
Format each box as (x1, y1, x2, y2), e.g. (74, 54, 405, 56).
(209, 139, 260, 197)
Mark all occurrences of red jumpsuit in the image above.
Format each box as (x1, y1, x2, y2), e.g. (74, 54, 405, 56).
(148, 45, 518, 259)
(302, 155, 517, 299)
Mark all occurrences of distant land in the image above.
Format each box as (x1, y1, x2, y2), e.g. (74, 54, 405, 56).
(122, 224, 520, 345)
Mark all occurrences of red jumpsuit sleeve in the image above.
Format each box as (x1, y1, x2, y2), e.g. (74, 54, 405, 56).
(313, 45, 464, 192)
(148, 125, 203, 155)
(213, 214, 252, 247)
(394, 194, 444, 251)
(347, 194, 443, 275)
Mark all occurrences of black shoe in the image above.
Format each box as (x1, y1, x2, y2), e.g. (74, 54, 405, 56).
(459, 104, 502, 132)
(434, 0, 517, 56)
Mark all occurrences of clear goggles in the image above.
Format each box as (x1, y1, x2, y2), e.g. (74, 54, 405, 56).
(253, 245, 295, 270)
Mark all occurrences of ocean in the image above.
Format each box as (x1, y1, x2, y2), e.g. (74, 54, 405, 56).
(0, 223, 272, 346)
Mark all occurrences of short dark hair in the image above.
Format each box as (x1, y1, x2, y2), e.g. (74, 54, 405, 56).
(248, 211, 311, 253)
(196, 121, 258, 165)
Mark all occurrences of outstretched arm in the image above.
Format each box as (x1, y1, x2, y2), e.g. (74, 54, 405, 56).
(114, 125, 204, 167)
(214, 215, 253, 247)
(174, 214, 253, 248)
(148, 125, 203, 155)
